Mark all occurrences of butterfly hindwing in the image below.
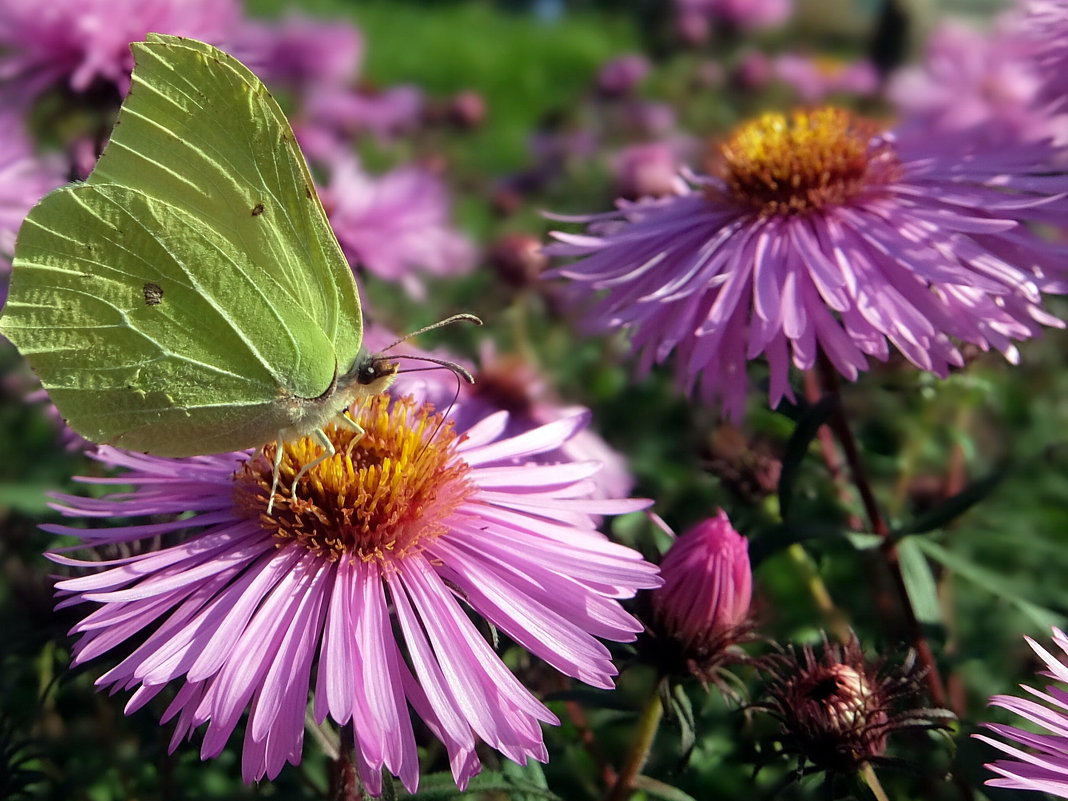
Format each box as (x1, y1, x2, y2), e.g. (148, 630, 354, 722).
(3, 182, 339, 455)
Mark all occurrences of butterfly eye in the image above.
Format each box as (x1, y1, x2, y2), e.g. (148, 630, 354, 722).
(357, 356, 399, 386)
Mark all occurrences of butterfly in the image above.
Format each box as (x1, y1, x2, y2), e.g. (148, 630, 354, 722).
(0, 34, 409, 497)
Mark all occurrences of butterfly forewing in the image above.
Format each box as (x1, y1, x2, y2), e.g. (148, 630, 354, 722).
(0, 35, 367, 455)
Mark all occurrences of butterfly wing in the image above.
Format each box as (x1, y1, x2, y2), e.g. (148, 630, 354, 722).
(0, 35, 365, 455)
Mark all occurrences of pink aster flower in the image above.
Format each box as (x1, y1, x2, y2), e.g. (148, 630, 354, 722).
(319, 155, 475, 298)
(0, 0, 241, 104)
(976, 627, 1068, 796)
(45, 393, 660, 793)
(546, 107, 1068, 419)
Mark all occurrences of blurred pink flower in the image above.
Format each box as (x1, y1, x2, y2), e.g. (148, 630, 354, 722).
(364, 328, 636, 501)
(596, 53, 651, 97)
(0, 0, 241, 103)
(45, 393, 659, 791)
(0, 114, 65, 277)
(547, 108, 1068, 419)
(231, 13, 362, 94)
(676, 0, 791, 41)
(651, 510, 752, 659)
(772, 53, 879, 102)
(320, 155, 475, 298)
(612, 142, 688, 200)
(306, 83, 426, 141)
(1017, 0, 1068, 111)
(977, 627, 1068, 796)
(888, 19, 1066, 147)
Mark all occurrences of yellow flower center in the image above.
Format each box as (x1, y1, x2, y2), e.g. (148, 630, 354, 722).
(714, 107, 899, 215)
(234, 394, 472, 564)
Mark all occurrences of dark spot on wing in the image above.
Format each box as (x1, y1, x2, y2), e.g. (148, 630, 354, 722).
(305, 184, 313, 200)
(251, 202, 265, 216)
(143, 282, 164, 306)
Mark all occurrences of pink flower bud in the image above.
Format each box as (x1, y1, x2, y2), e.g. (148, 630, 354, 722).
(651, 509, 751, 655)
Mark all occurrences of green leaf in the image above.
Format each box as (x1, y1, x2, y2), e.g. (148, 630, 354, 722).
(778, 395, 838, 521)
(668, 682, 696, 766)
(916, 539, 1064, 630)
(634, 775, 699, 801)
(409, 768, 565, 800)
(897, 537, 942, 626)
(894, 463, 1011, 539)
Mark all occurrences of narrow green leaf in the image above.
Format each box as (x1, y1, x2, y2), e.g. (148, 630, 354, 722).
(778, 395, 838, 521)
(634, 775, 699, 801)
(409, 769, 564, 801)
(916, 539, 1064, 631)
(894, 463, 1011, 538)
(897, 538, 942, 626)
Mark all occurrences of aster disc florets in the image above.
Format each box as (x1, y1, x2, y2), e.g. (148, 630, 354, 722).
(713, 107, 901, 216)
(235, 394, 472, 563)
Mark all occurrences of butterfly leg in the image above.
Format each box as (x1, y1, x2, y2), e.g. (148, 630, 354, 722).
(266, 434, 286, 515)
(289, 427, 337, 499)
(339, 408, 365, 457)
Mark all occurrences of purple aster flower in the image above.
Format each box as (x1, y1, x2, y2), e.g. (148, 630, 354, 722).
(231, 13, 363, 95)
(45, 393, 660, 792)
(1017, 0, 1068, 112)
(319, 155, 475, 299)
(976, 627, 1068, 796)
(0, 0, 241, 104)
(546, 107, 1068, 419)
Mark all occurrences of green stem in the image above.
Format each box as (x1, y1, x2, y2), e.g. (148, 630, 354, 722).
(602, 680, 665, 801)
(785, 543, 851, 643)
(860, 763, 890, 801)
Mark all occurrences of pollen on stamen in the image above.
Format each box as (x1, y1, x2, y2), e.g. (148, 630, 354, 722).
(234, 394, 472, 564)
(711, 107, 901, 215)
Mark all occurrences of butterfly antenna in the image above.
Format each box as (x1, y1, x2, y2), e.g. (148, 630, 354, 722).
(393, 354, 476, 384)
(420, 367, 465, 457)
(378, 313, 483, 353)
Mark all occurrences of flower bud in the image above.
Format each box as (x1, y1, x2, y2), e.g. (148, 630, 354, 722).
(646, 510, 752, 678)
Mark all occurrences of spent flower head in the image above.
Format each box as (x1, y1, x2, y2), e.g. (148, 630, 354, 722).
(756, 635, 954, 775)
(547, 106, 1068, 419)
(45, 393, 659, 793)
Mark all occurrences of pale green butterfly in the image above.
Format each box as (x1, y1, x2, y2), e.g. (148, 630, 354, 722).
(0, 34, 471, 503)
